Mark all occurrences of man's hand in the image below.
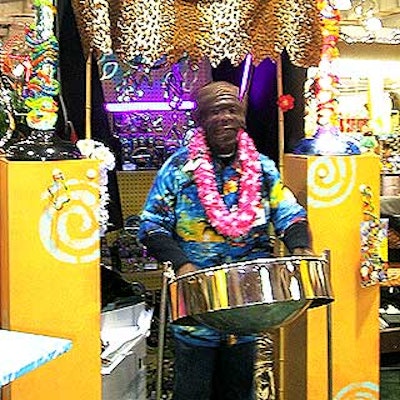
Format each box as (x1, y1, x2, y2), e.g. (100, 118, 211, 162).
(292, 247, 315, 257)
(177, 262, 198, 276)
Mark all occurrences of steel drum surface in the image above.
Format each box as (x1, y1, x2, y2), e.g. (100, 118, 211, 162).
(168, 255, 333, 335)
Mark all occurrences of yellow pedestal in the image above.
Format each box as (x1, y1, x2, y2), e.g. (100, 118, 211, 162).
(0, 159, 101, 400)
(281, 154, 380, 400)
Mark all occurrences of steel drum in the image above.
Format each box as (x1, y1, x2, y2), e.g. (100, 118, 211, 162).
(168, 254, 333, 335)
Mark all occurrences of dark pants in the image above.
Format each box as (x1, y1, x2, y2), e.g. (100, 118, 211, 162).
(172, 337, 257, 400)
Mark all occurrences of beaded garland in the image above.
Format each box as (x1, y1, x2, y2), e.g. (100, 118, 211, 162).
(188, 128, 262, 238)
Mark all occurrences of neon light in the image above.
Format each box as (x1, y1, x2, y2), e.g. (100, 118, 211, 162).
(104, 101, 196, 113)
(239, 54, 253, 101)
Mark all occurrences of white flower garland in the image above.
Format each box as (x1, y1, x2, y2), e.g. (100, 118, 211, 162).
(77, 139, 116, 236)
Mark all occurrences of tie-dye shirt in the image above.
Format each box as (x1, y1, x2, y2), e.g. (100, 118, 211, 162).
(138, 145, 307, 346)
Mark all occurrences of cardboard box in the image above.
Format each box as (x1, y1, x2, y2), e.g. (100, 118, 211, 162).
(101, 303, 151, 400)
(102, 335, 147, 400)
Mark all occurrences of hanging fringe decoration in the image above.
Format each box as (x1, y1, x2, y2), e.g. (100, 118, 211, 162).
(71, 0, 322, 69)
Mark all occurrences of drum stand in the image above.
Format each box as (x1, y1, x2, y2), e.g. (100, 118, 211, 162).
(327, 303, 333, 399)
(325, 250, 333, 400)
(155, 256, 333, 400)
(155, 262, 173, 400)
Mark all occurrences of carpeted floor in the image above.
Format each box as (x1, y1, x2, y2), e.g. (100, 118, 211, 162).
(381, 353, 400, 400)
(145, 318, 400, 400)
(145, 315, 276, 400)
(381, 368, 400, 400)
(106, 277, 399, 400)
(146, 345, 400, 400)
(104, 226, 400, 399)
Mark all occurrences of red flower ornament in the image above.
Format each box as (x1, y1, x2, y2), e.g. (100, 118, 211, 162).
(277, 94, 295, 112)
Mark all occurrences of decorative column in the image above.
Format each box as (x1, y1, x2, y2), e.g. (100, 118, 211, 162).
(281, 154, 380, 400)
(0, 159, 102, 400)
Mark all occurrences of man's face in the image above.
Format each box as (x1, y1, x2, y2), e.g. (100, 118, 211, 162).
(197, 84, 246, 156)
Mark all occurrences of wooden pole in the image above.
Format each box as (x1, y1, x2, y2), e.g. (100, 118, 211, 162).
(276, 56, 285, 182)
(85, 48, 93, 140)
(276, 55, 286, 400)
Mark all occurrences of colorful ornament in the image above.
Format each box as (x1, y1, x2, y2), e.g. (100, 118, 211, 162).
(76, 139, 116, 235)
(277, 94, 295, 112)
(307, 0, 341, 137)
(359, 184, 389, 286)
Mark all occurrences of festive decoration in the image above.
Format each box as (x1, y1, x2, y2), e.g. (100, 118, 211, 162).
(0, 24, 32, 141)
(47, 169, 71, 210)
(277, 94, 295, 112)
(0, 0, 80, 160)
(76, 139, 116, 235)
(72, 0, 322, 68)
(294, 0, 361, 155)
(359, 184, 390, 286)
(312, 0, 341, 136)
(25, 96, 58, 130)
(188, 128, 262, 238)
(80, 0, 113, 59)
(24, 0, 60, 131)
(0, 76, 16, 147)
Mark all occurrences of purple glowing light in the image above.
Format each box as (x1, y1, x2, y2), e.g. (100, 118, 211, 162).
(104, 101, 196, 113)
(239, 54, 253, 101)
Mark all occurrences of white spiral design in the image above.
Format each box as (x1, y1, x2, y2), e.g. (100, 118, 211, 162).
(308, 157, 356, 208)
(334, 381, 379, 399)
(39, 178, 100, 264)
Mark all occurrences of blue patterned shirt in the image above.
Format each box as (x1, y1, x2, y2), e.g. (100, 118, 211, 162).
(138, 145, 307, 346)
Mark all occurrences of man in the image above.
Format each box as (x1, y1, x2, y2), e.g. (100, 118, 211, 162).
(138, 81, 313, 400)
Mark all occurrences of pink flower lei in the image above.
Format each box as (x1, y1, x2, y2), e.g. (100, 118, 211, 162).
(188, 128, 262, 238)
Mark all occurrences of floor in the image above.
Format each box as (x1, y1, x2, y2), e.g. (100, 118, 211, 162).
(100, 268, 400, 400)
(381, 353, 400, 400)
(145, 324, 400, 400)
(381, 369, 400, 400)
(102, 232, 400, 399)
(145, 329, 276, 400)
(142, 289, 400, 400)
